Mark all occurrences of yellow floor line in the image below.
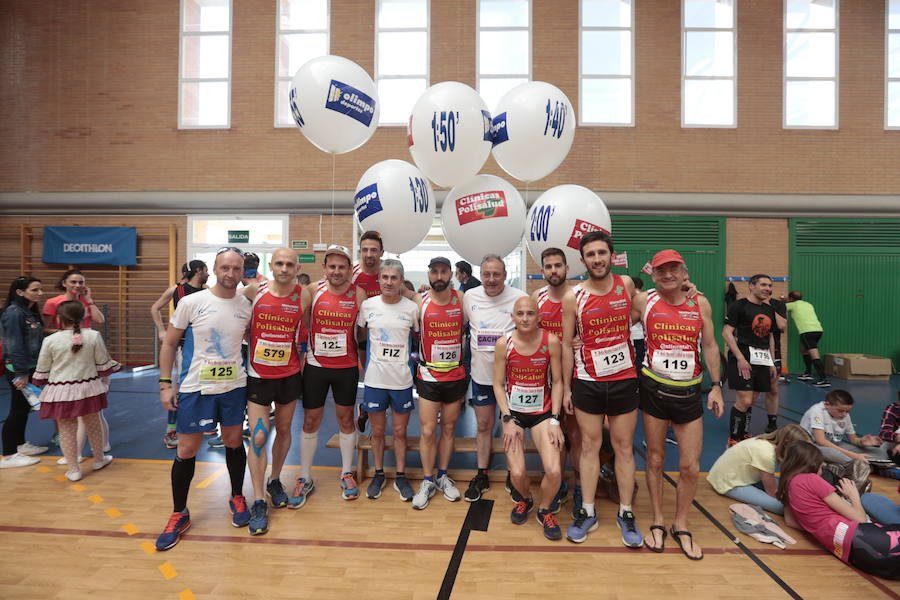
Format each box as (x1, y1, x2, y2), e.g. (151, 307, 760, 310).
(178, 590, 196, 600)
(158, 562, 178, 580)
(140, 541, 157, 555)
(121, 523, 140, 535)
(88, 494, 104, 503)
(196, 465, 228, 489)
(70, 484, 86, 492)
(105, 508, 122, 519)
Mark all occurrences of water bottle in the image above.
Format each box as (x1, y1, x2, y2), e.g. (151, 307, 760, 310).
(22, 383, 42, 410)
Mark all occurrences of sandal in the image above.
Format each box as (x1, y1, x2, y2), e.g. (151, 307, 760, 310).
(669, 526, 703, 560)
(644, 524, 666, 553)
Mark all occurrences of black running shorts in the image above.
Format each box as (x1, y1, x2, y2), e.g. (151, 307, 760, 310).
(571, 378, 639, 416)
(247, 372, 302, 406)
(301, 364, 359, 409)
(415, 377, 468, 404)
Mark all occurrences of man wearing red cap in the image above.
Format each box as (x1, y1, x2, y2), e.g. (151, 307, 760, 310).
(632, 249, 723, 560)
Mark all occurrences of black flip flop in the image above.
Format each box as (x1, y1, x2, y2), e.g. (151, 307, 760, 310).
(669, 526, 703, 561)
(644, 524, 666, 553)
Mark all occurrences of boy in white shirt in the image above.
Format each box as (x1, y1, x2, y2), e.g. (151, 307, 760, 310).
(799, 389, 889, 465)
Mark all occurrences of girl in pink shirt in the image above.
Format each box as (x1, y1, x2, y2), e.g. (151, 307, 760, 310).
(777, 441, 899, 580)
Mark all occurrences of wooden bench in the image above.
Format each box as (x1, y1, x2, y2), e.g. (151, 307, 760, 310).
(326, 434, 541, 484)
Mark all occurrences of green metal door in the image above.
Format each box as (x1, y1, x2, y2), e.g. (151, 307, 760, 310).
(789, 219, 900, 372)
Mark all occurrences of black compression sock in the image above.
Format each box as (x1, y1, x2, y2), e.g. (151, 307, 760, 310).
(768, 414, 778, 428)
(478, 468, 489, 476)
(812, 358, 825, 379)
(802, 355, 812, 374)
(171, 455, 196, 513)
(225, 445, 247, 497)
(729, 406, 750, 440)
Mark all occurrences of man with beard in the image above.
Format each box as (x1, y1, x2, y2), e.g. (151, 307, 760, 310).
(411, 257, 466, 509)
(462, 255, 527, 501)
(722, 274, 778, 447)
(561, 231, 642, 548)
(352, 231, 385, 300)
(294, 245, 366, 505)
(532, 247, 580, 516)
(155, 248, 252, 550)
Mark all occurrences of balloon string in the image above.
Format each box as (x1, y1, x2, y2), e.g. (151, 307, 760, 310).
(331, 152, 336, 241)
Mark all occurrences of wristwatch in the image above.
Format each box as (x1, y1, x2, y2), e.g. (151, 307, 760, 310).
(501, 414, 514, 424)
(548, 418, 561, 426)
(710, 381, 723, 387)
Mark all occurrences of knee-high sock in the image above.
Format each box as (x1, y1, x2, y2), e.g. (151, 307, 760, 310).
(729, 406, 751, 440)
(171, 455, 196, 512)
(225, 445, 247, 497)
(299, 431, 318, 481)
(812, 358, 825, 379)
(802, 354, 812, 374)
(339, 431, 357, 475)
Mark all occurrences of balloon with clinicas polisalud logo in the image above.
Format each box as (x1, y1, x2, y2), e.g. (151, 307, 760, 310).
(525, 185, 611, 269)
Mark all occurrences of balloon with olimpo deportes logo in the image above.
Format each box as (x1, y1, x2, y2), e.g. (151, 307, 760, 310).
(408, 82, 493, 188)
(525, 185, 612, 268)
(490, 81, 575, 183)
(353, 160, 435, 254)
(288, 55, 379, 154)
(441, 174, 526, 264)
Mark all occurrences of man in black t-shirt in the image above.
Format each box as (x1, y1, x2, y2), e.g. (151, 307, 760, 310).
(721, 274, 777, 446)
(763, 297, 788, 433)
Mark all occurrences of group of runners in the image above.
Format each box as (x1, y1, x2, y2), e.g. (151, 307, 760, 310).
(151, 229, 797, 562)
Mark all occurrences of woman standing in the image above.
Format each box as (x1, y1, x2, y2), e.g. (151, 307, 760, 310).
(42, 269, 105, 333)
(1, 276, 47, 468)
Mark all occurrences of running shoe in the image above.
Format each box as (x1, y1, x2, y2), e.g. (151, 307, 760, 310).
(340, 472, 359, 500)
(156, 511, 191, 551)
(356, 405, 369, 433)
(0, 453, 40, 469)
(92, 455, 113, 471)
(435, 474, 461, 502)
(207, 435, 224, 448)
(566, 508, 599, 543)
(163, 430, 178, 449)
(16, 442, 48, 456)
(812, 379, 832, 388)
(797, 373, 814, 381)
(571, 484, 583, 519)
(665, 429, 679, 446)
(412, 479, 437, 509)
(288, 477, 314, 509)
(394, 475, 414, 502)
(367, 472, 387, 499)
(765, 421, 778, 434)
(510, 497, 534, 525)
(464, 472, 489, 502)
(536, 509, 562, 540)
(266, 479, 289, 508)
(549, 481, 568, 514)
(248, 499, 268, 535)
(229, 494, 251, 527)
(616, 510, 643, 548)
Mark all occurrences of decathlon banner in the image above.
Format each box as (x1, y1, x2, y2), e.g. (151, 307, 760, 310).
(42, 227, 137, 266)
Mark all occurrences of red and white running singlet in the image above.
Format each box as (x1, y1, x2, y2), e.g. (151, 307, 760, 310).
(642, 290, 703, 382)
(248, 282, 305, 379)
(417, 290, 466, 383)
(307, 281, 360, 369)
(505, 329, 552, 414)
(352, 264, 381, 299)
(573, 275, 636, 382)
(536, 286, 563, 341)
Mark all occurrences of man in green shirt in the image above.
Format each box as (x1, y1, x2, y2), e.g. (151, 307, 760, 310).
(785, 291, 829, 388)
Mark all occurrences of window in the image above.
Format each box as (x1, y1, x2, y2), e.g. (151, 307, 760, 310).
(179, 0, 232, 128)
(477, 0, 531, 114)
(784, 0, 838, 128)
(276, 0, 330, 127)
(187, 216, 289, 286)
(376, 0, 429, 125)
(682, 0, 736, 127)
(580, 0, 633, 126)
(888, 0, 900, 128)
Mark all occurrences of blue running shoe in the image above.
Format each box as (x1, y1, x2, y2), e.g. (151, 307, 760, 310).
(229, 495, 250, 527)
(207, 435, 224, 448)
(248, 499, 268, 535)
(616, 510, 643, 548)
(510, 498, 534, 525)
(340, 472, 359, 500)
(566, 508, 598, 543)
(536, 509, 562, 540)
(156, 511, 191, 551)
(394, 475, 414, 502)
(266, 479, 289, 508)
(367, 472, 387, 499)
(549, 481, 568, 514)
(571, 484, 583, 519)
(288, 477, 315, 509)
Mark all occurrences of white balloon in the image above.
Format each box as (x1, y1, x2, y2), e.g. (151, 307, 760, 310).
(491, 82, 576, 183)
(408, 82, 493, 188)
(288, 55, 379, 154)
(525, 185, 612, 269)
(441, 175, 526, 264)
(353, 160, 435, 254)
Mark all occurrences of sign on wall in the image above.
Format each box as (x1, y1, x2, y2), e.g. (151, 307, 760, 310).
(228, 230, 250, 244)
(42, 226, 137, 266)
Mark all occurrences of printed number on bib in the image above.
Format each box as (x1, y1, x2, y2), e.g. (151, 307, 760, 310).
(431, 342, 461, 364)
(749, 347, 774, 367)
(199, 360, 238, 383)
(314, 333, 347, 357)
(475, 329, 504, 351)
(509, 385, 544, 413)
(590, 342, 633, 377)
(651, 349, 695, 381)
(372, 339, 407, 363)
(254, 339, 292, 366)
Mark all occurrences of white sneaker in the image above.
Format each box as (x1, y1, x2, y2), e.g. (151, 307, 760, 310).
(103, 444, 111, 453)
(92, 455, 113, 471)
(57, 456, 85, 465)
(17, 442, 49, 456)
(436, 474, 461, 502)
(65, 468, 83, 482)
(0, 453, 41, 468)
(412, 479, 437, 510)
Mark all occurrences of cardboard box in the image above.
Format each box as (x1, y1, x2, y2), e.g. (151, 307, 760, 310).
(824, 354, 894, 381)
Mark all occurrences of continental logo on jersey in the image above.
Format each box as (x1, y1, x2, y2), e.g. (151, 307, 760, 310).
(456, 190, 508, 225)
(339, 300, 356, 308)
(282, 304, 300, 313)
(609, 299, 628, 310)
(325, 80, 376, 126)
(566, 218, 610, 250)
(530, 357, 548, 365)
(446, 308, 461, 317)
(678, 311, 700, 320)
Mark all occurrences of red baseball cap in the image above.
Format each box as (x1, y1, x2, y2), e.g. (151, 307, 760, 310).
(650, 249, 685, 268)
